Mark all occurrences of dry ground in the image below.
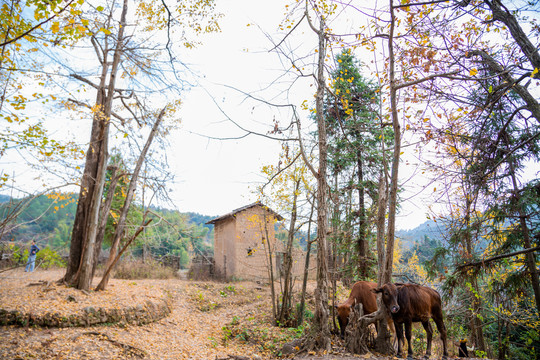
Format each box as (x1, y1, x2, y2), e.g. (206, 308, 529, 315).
(0, 269, 460, 360)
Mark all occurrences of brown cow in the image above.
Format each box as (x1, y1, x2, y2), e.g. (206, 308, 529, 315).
(374, 283, 448, 359)
(335, 281, 379, 339)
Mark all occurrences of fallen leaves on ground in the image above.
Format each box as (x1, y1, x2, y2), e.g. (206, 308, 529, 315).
(0, 269, 268, 359)
(0, 269, 454, 360)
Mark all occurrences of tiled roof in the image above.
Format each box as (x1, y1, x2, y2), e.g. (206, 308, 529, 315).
(206, 201, 283, 224)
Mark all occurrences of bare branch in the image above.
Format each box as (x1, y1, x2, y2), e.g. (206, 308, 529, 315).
(392, 0, 449, 9)
(394, 70, 459, 90)
(457, 246, 540, 271)
(270, 14, 306, 52)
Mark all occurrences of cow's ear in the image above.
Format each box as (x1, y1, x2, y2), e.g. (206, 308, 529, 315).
(372, 287, 382, 294)
(334, 305, 338, 309)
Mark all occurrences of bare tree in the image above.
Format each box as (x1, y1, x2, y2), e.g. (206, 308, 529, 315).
(302, 5, 332, 352)
(96, 107, 166, 291)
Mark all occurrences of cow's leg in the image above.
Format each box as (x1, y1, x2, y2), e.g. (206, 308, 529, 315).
(404, 320, 413, 359)
(421, 321, 433, 358)
(433, 317, 448, 359)
(395, 322, 404, 358)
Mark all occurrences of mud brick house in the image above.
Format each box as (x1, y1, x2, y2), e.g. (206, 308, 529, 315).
(207, 202, 284, 281)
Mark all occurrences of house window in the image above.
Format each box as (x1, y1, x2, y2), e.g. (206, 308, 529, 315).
(247, 247, 254, 256)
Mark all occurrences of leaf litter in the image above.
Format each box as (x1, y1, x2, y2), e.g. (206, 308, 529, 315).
(0, 269, 453, 360)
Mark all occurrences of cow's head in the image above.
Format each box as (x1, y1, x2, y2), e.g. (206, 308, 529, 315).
(335, 298, 356, 339)
(373, 283, 400, 314)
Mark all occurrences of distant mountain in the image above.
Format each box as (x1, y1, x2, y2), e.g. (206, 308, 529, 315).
(396, 219, 448, 250)
(0, 194, 10, 203)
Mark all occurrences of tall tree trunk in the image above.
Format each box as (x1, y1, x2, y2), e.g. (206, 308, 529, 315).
(357, 153, 367, 279)
(375, 171, 388, 287)
(63, 110, 109, 287)
(384, 0, 400, 285)
(375, 16, 394, 345)
(62, 65, 109, 286)
(306, 10, 331, 351)
(329, 173, 339, 333)
(96, 108, 166, 291)
(90, 164, 120, 280)
(374, 171, 393, 354)
(62, 0, 129, 290)
(297, 194, 315, 326)
(278, 178, 300, 326)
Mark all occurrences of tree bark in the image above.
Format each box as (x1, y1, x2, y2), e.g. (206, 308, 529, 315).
(375, 172, 388, 287)
(314, 15, 331, 352)
(90, 164, 120, 280)
(486, 0, 540, 73)
(278, 178, 300, 326)
(374, 171, 393, 353)
(297, 194, 315, 326)
(357, 153, 368, 279)
(302, 9, 332, 351)
(62, 69, 109, 286)
(267, 215, 278, 324)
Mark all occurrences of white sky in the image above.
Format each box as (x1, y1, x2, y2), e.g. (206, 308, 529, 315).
(169, 0, 293, 218)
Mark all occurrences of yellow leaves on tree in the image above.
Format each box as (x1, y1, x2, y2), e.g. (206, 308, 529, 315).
(135, 0, 222, 47)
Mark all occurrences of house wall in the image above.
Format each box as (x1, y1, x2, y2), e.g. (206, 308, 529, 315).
(233, 206, 277, 281)
(213, 217, 236, 279)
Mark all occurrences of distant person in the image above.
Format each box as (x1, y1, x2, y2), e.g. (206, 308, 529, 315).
(458, 338, 469, 357)
(25, 240, 40, 272)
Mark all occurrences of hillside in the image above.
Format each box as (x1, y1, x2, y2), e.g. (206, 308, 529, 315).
(396, 219, 447, 250)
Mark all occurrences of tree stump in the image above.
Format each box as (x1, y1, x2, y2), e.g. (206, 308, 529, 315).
(344, 303, 371, 355)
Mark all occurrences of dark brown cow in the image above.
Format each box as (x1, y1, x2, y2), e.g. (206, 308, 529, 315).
(335, 281, 379, 339)
(374, 283, 448, 359)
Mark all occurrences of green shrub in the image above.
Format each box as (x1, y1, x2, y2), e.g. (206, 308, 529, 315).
(296, 302, 313, 320)
(36, 246, 65, 269)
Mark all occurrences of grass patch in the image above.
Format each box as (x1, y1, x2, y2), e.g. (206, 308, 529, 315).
(113, 259, 177, 280)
